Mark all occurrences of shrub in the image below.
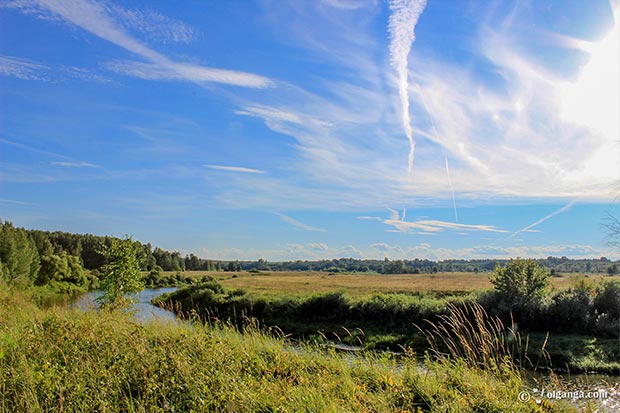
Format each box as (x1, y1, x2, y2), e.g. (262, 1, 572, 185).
(490, 259, 550, 307)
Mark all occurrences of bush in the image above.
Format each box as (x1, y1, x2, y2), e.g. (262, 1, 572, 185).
(593, 281, 620, 337)
(490, 259, 550, 307)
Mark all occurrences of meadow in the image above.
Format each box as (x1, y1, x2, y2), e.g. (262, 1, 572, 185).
(156, 270, 616, 296)
(154, 270, 620, 374)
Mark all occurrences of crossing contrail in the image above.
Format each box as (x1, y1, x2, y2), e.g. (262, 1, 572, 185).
(509, 201, 576, 238)
(388, 0, 428, 182)
(415, 84, 459, 223)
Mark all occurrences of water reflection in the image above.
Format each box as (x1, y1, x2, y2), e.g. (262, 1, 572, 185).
(525, 372, 620, 412)
(71, 287, 178, 323)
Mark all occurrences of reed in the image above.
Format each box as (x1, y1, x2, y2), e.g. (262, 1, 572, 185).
(421, 302, 549, 371)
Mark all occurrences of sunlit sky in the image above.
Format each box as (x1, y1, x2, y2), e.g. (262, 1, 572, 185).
(1, 0, 619, 261)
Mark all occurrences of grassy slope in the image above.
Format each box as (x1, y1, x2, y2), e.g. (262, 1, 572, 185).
(0, 286, 580, 413)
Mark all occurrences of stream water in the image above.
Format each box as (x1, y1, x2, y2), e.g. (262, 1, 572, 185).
(70, 287, 178, 323)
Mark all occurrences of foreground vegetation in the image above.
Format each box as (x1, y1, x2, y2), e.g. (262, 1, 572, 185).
(1, 285, 582, 413)
(157, 265, 620, 374)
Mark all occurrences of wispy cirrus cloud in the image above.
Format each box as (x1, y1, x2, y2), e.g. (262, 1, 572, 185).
(385, 218, 507, 234)
(3, 0, 272, 88)
(274, 212, 327, 232)
(0, 198, 34, 206)
(206, 165, 265, 174)
(358, 208, 506, 234)
(0, 137, 69, 158)
(51, 161, 100, 168)
(0, 54, 111, 83)
(104, 2, 194, 44)
(0, 54, 49, 80)
(209, 1, 618, 212)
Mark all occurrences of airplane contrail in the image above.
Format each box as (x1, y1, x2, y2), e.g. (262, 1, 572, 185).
(415, 84, 459, 223)
(388, 0, 428, 182)
(509, 201, 576, 238)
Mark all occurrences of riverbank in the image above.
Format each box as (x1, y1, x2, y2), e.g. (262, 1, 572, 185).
(155, 280, 620, 375)
(1, 284, 585, 412)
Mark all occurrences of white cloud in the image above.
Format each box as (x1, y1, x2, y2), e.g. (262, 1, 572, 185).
(322, 0, 378, 10)
(0, 54, 110, 83)
(206, 165, 265, 174)
(274, 213, 327, 232)
(0, 54, 49, 80)
(385, 218, 507, 233)
(211, 2, 618, 211)
(0, 198, 34, 206)
(307, 242, 329, 251)
(365, 242, 610, 261)
(51, 161, 100, 168)
(360, 209, 506, 234)
(200, 240, 614, 261)
(357, 215, 383, 222)
(105, 3, 194, 44)
(106, 61, 272, 88)
(388, 0, 428, 180)
(5, 0, 272, 88)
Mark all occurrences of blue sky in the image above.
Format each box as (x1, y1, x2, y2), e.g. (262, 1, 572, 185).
(0, 0, 618, 261)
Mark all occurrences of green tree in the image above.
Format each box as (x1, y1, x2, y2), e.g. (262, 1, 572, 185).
(490, 258, 550, 306)
(36, 252, 87, 286)
(97, 236, 144, 308)
(0, 220, 40, 287)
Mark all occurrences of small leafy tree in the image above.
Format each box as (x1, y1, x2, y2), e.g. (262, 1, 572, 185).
(490, 258, 550, 307)
(97, 236, 144, 309)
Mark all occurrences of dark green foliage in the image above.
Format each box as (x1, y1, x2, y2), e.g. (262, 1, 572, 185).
(0, 220, 40, 287)
(490, 259, 550, 306)
(225, 260, 242, 272)
(480, 272, 620, 339)
(144, 270, 202, 288)
(36, 252, 87, 286)
(298, 292, 349, 321)
(158, 281, 458, 349)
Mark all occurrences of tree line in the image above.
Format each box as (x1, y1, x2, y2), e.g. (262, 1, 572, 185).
(1, 219, 618, 292)
(0, 220, 221, 291)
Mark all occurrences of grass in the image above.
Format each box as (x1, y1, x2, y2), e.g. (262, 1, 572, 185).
(154, 271, 616, 297)
(157, 279, 620, 373)
(0, 284, 581, 412)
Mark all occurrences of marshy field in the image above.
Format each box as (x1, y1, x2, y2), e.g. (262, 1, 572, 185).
(211, 270, 616, 296)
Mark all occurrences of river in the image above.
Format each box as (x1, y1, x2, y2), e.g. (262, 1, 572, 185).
(70, 287, 178, 323)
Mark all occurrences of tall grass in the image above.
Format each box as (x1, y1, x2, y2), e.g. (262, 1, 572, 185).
(421, 302, 549, 371)
(0, 285, 578, 412)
